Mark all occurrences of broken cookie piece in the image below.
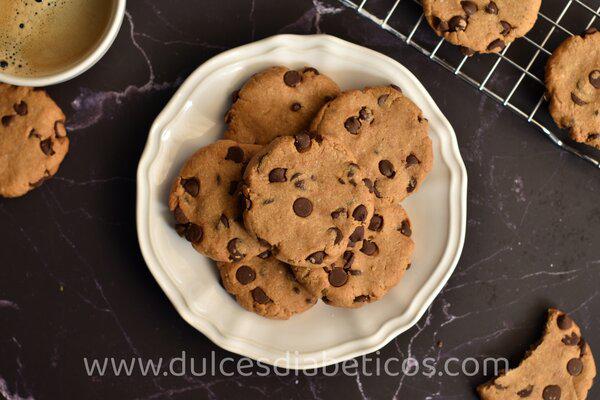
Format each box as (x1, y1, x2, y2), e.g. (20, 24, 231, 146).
(478, 308, 596, 400)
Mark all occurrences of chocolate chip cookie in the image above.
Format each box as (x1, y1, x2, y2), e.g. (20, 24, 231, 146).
(218, 255, 317, 319)
(292, 200, 414, 308)
(423, 0, 541, 54)
(169, 140, 268, 262)
(0, 84, 69, 198)
(224, 66, 340, 145)
(309, 86, 432, 202)
(478, 308, 596, 400)
(241, 133, 374, 268)
(546, 28, 600, 149)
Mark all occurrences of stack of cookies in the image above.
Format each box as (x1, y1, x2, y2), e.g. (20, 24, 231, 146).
(169, 66, 433, 319)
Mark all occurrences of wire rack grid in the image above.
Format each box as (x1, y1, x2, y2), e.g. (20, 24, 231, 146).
(338, 0, 600, 168)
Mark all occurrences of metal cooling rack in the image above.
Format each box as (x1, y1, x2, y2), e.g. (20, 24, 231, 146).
(338, 0, 600, 168)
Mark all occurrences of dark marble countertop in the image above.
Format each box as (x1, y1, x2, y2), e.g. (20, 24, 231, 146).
(1, 1, 599, 399)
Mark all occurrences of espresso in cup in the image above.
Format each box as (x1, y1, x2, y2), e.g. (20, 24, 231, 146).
(0, 0, 114, 77)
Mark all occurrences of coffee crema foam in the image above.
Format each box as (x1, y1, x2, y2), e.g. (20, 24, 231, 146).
(0, 0, 114, 77)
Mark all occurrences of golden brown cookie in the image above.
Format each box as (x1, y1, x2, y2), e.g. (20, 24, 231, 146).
(478, 308, 596, 400)
(0, 84, 69, 198)
(224, 66, 340, 145)
(423, 0, 541, 54)
(292, 200, 414, 308)
(241, 133, 374, 268)
(546, 28, 600, 149)
(169, 140, 268, 262)
(309, 85, 432, 203)
(218, 255, 317, 319)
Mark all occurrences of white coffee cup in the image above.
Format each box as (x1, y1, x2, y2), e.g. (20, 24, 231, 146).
(0, 0, 126, 87)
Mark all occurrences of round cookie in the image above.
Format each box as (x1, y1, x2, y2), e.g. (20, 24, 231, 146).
(169, 140, 268, 262)
(292, 200, 414, 308)
(241, 133, 375, 268)
(0, 84, 69, 198)
(546, 28, 600, 149)
(309, 86, 432, 203)
(422, 0, 541, 54)
(224, 66, 340, 145)
(218, 255, 317, 320)
(478, 308, 596, 400)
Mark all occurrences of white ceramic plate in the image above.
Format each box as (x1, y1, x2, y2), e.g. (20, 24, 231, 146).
(136, 34, 467, 369)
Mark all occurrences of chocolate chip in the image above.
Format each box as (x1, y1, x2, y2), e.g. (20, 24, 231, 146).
(294, 180, 305, 190)
(583, 27, 598, 36)
(487, 39, 506, 51)
(461, 1, 477, 15)
(349, 226, 365, 243)
(562, 332, 579, 345)
(331, 208, 346, 219)
(13, 101, 27, 116)
(40, 138, 55, 155)
(219, 213, 229, 228)
(390, 84, 402, 93)
(292, 286, 300, 294)
(516, 385, 533, 397)
(180, 177, 199, 197)
(433, 16, 450, 32)
(567, 358, 583, 376)
(227, 238, 244, 261)
(368, 214, 384, 232)
(283, 70, 302, 87)
(485, 1, 498, 14)
(294, 132, 311, 152)
(173, 206, 188, 224)
(362, 178, 375, 194)
(303, 67, 319, 75)
(448, 16, 467, 31)
(228, 180, 238, 196)
(542, 385, 561, 400)
(342, 251, 355, 269)
(557, 314, 573, 330)
(28, 129, 40, 139)
(407, 177, 417, 193)
(306, 251, 326, 264)
(328, 267, 348, 287)
(589, 70, 600, 88)
(378, 94, 389, 106)
(344, 116, 361, 134)
(328, 227, 343, 245)
(293, 197, 313, 217)
(235, 265, 256, 284)
(290, 102, 302, 111)
(352, 205, 367, 222)
(258, 250, 271, 259)
(571, 93, 588, 106)
(225, 146, 244, 163)
(354, 295, 369, 302)
(0, 60, 7, 68)
(251, 287, 271, 304)
(268, 168, 287, 183)
(406, 154, 420, 166)
(231, 90, 240, 103)
(588, 133, 599, 142)
(500, 21, 512, 36)
(1, 115, 14, 127)
(378, 160, 395, 178)
(579, 338, 587, 356)
(400, 220, 412, 236)
(360, 240, 378, 256)
(322, 296, 331, 304)
(358, 107, 372, 121)
(460, 46, 475, 56)
(185, 223, 203, 243)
